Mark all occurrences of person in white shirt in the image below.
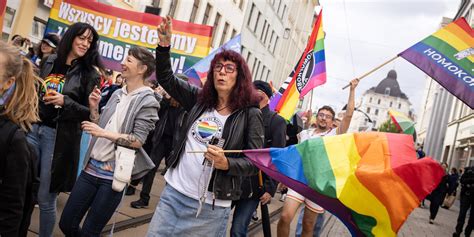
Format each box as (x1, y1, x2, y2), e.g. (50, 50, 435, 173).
(277, 79, 359, 237)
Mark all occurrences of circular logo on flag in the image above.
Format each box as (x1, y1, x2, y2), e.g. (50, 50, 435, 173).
(191, 116, 223, 144)
(296, 51, 315, 93)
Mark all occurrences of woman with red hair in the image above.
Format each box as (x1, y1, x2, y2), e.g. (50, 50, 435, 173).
(147, 16, 264, 237)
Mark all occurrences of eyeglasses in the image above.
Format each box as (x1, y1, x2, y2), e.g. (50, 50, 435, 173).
(214, 63, 237, 73)
(317, 113, 333, 120)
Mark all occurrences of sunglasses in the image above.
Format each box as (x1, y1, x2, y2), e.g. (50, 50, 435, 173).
(213, 63, 237, 73)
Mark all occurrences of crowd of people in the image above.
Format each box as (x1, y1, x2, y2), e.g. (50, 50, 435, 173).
(0, 15, 473, 237)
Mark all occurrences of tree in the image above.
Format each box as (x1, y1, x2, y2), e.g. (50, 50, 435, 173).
(378, 119, 399, 133)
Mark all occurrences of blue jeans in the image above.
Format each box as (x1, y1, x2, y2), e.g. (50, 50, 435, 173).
(230, 199, 260, 237)
(27, 124, 57, 237)
(295, 208, 325, 237)
(147, 184, 231, 237)
(78, 132, 91, 177)
(59, 172, 124, 237)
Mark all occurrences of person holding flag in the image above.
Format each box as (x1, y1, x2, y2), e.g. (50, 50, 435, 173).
(277, 79, 359, 237)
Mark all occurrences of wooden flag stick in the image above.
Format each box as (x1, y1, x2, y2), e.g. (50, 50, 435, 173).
(188, 150, 243, 154)
(342, 55, 399, 90)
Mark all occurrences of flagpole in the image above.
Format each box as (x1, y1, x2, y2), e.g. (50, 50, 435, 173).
(309, 90, 314, 111)
(342, 55, 399, 90)
(188, 150, 243, 153)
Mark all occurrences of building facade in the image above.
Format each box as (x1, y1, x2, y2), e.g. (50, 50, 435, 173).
(416, 17, 454, 145)
(348, 70, 413, 132)
(441, 0, 474, 169)
(419, 0, 473, 167)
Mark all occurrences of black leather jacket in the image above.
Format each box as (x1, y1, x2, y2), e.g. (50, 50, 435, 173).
(39, 55, 100, 192)
(156, 46, 264, 200)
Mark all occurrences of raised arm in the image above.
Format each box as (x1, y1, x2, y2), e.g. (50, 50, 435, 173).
(337, 79, 359, 134)
(155, 16, 199, 111)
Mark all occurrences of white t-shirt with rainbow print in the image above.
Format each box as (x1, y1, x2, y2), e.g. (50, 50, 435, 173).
(165, 109, 231, 207)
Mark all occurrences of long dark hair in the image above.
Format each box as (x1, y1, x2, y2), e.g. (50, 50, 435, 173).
(56, 22, 104, 72)
(198, 49, 258, 111)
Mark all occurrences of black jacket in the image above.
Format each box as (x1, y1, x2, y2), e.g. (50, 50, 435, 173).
(0, 117, 36, 237)
(240, 105, 286, 199)
(39, 55, 100, 192)
(156, 46, 264, 200)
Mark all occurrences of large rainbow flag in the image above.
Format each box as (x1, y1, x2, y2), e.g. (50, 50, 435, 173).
(399, 17, 473, 109)
(270, 11, 327, 120)
(244, 132, 445, 236)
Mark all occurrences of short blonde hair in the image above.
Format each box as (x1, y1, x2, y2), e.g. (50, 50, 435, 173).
(0, 42, 40, 131)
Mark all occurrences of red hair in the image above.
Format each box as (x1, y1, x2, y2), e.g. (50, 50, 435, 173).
(198, 49, 258, 111)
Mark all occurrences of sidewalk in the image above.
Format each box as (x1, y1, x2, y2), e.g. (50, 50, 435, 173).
(248, 200, 461, 237)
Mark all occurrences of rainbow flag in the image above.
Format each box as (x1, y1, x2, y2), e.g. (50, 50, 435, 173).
(184, 34, 241, 87)
(399, 17, 474, 109)
(244, 132, 445, 237)
(0, 0, 6, 32)
(271, 11, 327, 120)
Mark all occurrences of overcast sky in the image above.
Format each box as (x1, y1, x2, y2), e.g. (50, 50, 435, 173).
(308, 0, 461, 115)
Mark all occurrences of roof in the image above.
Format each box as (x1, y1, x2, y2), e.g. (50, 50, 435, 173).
(368, 70, 408, 100)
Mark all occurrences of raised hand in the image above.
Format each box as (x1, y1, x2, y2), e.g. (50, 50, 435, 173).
(349, 78, 359, 91)
(88, 86, 101, 109)
(157, 15, 172, 47)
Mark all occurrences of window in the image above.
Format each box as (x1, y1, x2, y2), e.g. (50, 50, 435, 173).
(271, 36, 279, 53)
(212, 13, 222, 45)
(269, 30, 275, 47)
(377, 99, 381, 105)
(266, 69, 271, 82)
(189, 0, 200, 23)
(255, 60, 261, 78)
(254, 12, 261, 32)
(31, 19, 46, 39)
(263, 23, 270, 44)
(220, 22, 229, 46)
(202, 3, 212, 25)
(4, 7, 16, 29)
(231, 29, 237, 39)
(247, 3, 255, 27)
(239, 0, 245, 10)
(252, 58, 258, 74)
(282, 5, 287, 19)
(375, 109, 379, 116)
(390, 101, 393, 107)
(367, 107, 371, 114)
(276, 0, 282, 14)
(398, 103, 401, 109)
(385, 87, 391, 95)
(369, 97, 372, 103)
(246, 51, 251, 63)
(168, 1, 178, 18)
(260, 20, 267, 42)
(260, 65, 266, 80)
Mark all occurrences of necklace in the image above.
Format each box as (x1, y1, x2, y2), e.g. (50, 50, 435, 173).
(216, 105, 229, 112)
